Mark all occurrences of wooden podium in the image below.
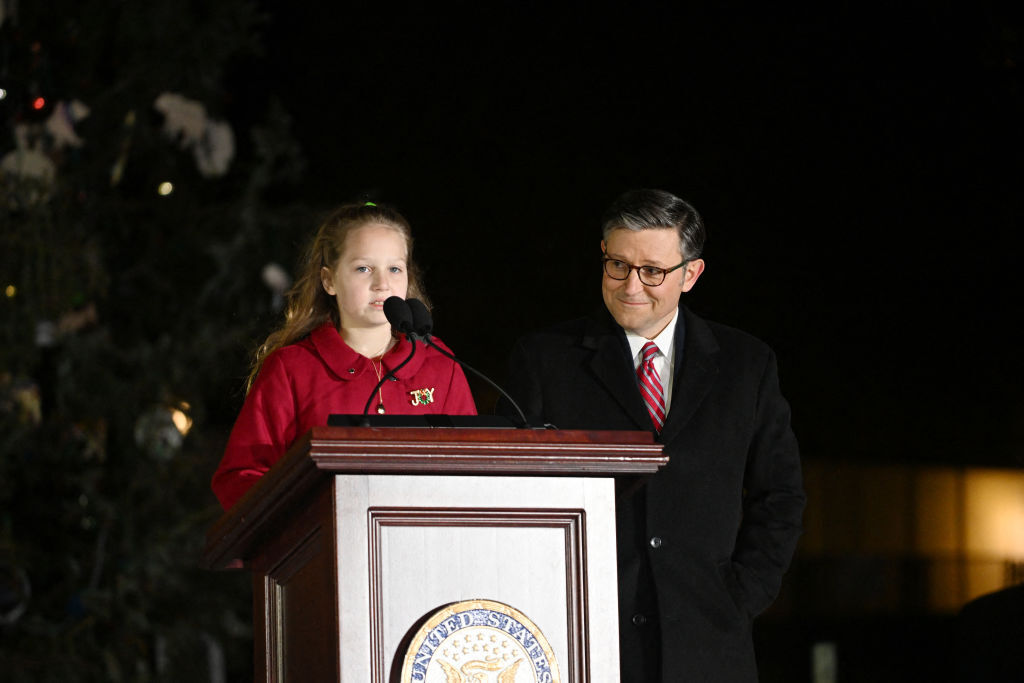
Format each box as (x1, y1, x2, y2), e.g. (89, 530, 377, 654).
(201, 425, 666, 682)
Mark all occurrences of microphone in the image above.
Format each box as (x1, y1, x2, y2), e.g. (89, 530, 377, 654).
(383, 296, 415, 335)
(405, 298, 532, 429)
(361, 297, 418, 419)
(407, 297, 433, 339)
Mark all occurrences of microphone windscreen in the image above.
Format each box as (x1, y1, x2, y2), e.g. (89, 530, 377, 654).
(407, 298, 433, 336)
(383, 296, 414, 333)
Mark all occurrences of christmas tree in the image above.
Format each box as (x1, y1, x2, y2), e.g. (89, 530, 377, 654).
(1, 2, 313, 680)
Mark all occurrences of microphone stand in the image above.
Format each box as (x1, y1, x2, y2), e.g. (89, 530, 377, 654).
(419, 336, 532, 429)
(404, 298, 533, 429)
(360, 336, 417, 426)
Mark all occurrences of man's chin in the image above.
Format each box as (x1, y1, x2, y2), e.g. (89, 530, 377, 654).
(608, 305, 676, 339)
(608, 307, 645, 331)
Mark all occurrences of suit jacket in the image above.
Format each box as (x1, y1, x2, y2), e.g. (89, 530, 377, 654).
(499, 304, 805, 682)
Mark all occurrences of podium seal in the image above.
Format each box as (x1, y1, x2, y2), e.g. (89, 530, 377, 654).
(400, 598, 561, 683)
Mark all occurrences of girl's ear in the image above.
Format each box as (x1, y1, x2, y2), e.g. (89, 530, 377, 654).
(321, 266, 336, 296)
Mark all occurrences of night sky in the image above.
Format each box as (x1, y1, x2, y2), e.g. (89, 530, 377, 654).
(243, 2, 1023, 466)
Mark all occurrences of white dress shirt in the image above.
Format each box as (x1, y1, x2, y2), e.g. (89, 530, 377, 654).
(624, 309, 678, 414)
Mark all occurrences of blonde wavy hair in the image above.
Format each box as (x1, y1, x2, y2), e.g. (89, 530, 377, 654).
(246, 202, 430, 391)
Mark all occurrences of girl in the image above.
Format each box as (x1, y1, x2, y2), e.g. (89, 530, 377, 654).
(212, 201, 477, 509)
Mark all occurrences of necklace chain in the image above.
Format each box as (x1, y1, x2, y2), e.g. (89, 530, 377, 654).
(368, 337, 393, 415)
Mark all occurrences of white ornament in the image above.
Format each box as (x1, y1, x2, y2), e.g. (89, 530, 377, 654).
(154, 92, 208, 147)
(1, 123, 56, 206)
(261, 262, 292, 293)
(0, 148, 55, 182)
(194, 119, 235, 177)
(45, 99, 90, 149)
(153, 92, 235, 176)
(262, 262, 293, 311)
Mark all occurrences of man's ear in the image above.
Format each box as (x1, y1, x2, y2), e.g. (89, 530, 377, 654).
(681, 259, 705, 293)
(320, 266, 336, 296)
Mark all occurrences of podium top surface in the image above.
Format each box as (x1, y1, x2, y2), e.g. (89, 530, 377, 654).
(303, 425, 663, 468)
(201, 426, 666, 569)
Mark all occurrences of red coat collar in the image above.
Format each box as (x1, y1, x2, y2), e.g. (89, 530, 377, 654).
(309, 323, 428, 380)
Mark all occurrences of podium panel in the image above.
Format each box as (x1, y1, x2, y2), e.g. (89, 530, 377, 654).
(337, 474, 617, 681)
(203, 427, 666, 683)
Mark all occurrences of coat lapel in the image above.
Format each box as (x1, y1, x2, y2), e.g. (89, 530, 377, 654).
(581, 312, 653, 431)
(659, 306, 720, 444)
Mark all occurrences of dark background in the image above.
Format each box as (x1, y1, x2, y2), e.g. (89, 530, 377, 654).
(2, 1, 1022, 681)
(244, 1, 1023, 466)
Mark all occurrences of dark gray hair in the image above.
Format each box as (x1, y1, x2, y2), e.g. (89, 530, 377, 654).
(600, 189, 706, 261)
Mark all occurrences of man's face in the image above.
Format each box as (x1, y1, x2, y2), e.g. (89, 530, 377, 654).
(601, 227, 704, 339)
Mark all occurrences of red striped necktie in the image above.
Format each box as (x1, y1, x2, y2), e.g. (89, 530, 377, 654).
(637, 341, 666, 431)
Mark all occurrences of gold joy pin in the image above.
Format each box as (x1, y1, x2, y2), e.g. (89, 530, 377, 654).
(409, 387, 435, 406)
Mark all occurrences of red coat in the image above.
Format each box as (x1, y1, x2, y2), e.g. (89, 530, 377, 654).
(212, 323, 477, 509)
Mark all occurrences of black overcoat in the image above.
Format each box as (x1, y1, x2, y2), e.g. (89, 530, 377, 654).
(501, 304, 806, 682)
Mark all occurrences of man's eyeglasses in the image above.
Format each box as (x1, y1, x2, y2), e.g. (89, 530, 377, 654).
(602, 253, 689, 287)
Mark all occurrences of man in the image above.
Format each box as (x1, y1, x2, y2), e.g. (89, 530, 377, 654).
(498, 189, 805, 681)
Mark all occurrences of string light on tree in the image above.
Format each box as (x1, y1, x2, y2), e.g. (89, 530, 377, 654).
(157, 181, 174, 196)
(170, 402, 193, 436)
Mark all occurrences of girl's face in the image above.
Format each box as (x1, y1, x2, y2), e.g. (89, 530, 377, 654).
(320, 223, 410, 333)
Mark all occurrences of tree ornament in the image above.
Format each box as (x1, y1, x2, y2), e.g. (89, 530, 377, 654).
(134, 405, 185, 461)
(261, 262, 292, 311)
(153, 92, 235, 177)
(44, 99, 90, 149)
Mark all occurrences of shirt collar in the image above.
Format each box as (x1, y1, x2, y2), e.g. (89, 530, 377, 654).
(624, 308, 679, 363)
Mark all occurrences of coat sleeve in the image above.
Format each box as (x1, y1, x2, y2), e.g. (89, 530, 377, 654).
(730, 348, 806, 616)
(440, 361, 478, 415)
(210, 353, 298, 510)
